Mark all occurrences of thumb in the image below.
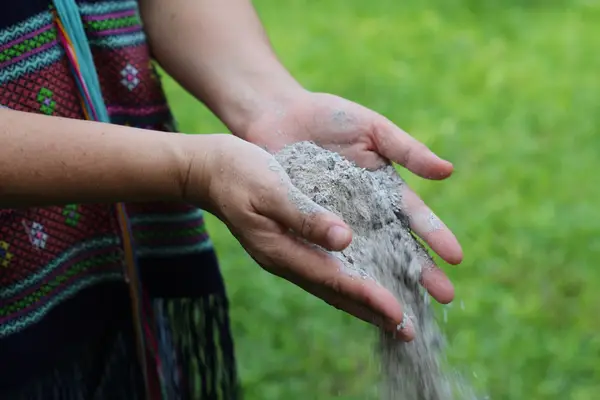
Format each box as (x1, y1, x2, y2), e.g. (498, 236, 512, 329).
(256, 183, 353, 252)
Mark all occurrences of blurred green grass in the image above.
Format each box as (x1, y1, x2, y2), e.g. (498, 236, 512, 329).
(161, 0, 600, 398)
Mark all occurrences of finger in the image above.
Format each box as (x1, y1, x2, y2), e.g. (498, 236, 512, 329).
(400, 184, 463, 265)
(254, 180, 353, 252)
(318, 288, 415, 341)
(419, 256, 455, 304)
(254, 227, 414, 340)
(372, 118, 454, 180)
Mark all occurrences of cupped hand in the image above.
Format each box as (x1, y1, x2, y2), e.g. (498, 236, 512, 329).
(183, 134, 415, 340)
(243, 91, 462, 305)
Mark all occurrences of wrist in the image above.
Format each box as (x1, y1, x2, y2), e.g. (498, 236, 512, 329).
(211, 70, 307, 139)
(173, 133, 233, 207)
(120, 128, 193, 203)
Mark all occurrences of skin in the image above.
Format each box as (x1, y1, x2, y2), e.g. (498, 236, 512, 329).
(0, 112, 353, 285)
(0, 0, 462, 343)
(140, 0, 463, 340)
(0, 110, 184, 207)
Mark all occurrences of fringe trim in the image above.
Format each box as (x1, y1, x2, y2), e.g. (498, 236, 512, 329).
(153, 295, 241, 400)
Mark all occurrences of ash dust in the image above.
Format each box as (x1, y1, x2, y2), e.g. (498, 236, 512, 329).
(274, 141, 481, 400)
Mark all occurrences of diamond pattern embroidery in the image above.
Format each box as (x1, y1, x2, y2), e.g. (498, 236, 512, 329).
(37, 87, 56, 115)
(63, 204, 81, 227)
(120, 63, 139, 91)
(30, 222, 48, 249)
(0, 241, 13, 267)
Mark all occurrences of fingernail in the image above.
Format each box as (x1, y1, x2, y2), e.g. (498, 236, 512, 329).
(327, 225, 352, 249)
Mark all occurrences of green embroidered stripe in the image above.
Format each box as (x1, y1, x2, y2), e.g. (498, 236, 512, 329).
(78, 1, 138, 16)
(0, 12, 53, 46)
(0, 29, 57, 63)
(0, 273, 123, 338)
(0, 236, 121, 299)
(0, 253, 122, 317)
(84, 16, 139, 32)
(0, 46, 63, 85)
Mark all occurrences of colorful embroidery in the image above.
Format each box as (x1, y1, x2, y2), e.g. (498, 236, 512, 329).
(120, 62, 138, 90)
(127, 207, 213, 257)
(0, 27, 56, 64)
(84, 15, 139, 34)
(0, 1, 212, 341)
(29, 222, 48, 249)
(0, 13, 53, 46)
(78, 1, 139, 16)
(37, 87, 56, 114)
(0, 46, 63, 85)
(0, 4, 238, 398)
(0, 254, 122, 318)
(0, 241, 13, 267)
(62, 204, 80, 226)
(0, 272, 122, 338)
(0, 14, 61, 87)
(81, 1, 146, 49)
(87, 31, 145, 49)
(0, 236, 121, 299)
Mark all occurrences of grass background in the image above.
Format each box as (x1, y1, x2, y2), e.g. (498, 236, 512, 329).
(161, 0, 600, 398)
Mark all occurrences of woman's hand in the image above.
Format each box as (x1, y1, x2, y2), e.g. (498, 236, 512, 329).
(141, 0, 456, 327)
(241, 91, 461, 305)
(181, 134, 414, 340)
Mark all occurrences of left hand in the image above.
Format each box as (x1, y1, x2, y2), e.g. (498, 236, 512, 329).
(243, 91, 462, 305)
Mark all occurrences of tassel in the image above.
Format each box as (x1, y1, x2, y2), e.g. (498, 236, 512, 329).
(152, 297, 241, 399)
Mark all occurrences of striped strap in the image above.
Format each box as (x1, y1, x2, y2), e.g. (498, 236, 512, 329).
(51, 1, 158, 398)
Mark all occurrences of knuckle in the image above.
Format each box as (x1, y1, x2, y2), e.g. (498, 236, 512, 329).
(323, 274, 343, 296)
(299, 213, 318, 239)
(373, 123, 391, 149)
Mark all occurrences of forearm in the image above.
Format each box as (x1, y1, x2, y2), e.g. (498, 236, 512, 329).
(0, 109, 187, 208)
(139, 0, 304, 135)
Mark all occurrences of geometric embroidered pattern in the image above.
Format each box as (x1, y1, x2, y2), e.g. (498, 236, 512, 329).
(0, 2, 213, 341)
(0, 4, 239, 400)
(0, 272, 123, 338)
(0, 241, 13, 268)
(120, 63, 139, 90)
(28, 222, 48, 249)
(37, 87, 55, 114)
(83, 16, 139, 33)
(0, 29, 56, 64)
(62, 204, 81, 227)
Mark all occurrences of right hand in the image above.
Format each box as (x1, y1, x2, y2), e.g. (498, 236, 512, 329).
(180, 134, 415, 341)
